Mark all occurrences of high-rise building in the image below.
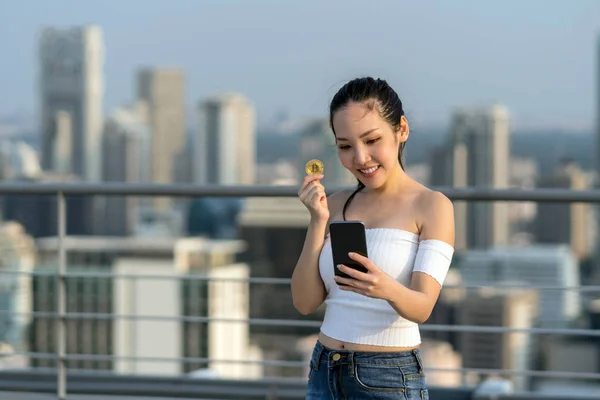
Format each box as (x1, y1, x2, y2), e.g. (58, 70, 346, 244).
(2, 173, 95, 237)
(596, 34, 600, 180)
(458, 288, 538, 391)
(136, 68, 186, 208)
(39, 25, 104, 181)
(100, 102, 151, 235)
(595, 34, 600, 275)
(195, 93, 256, 185)
(459, 245, 581, 329)
(535, 160, 592, 260)
(448, 105, 511, 249)
(30, 236, 261, 378)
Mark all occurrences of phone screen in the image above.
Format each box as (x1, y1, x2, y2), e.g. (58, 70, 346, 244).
(329, 220, 368, 279)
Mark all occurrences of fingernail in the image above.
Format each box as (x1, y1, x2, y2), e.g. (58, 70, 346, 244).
(337, 265, 342, 269)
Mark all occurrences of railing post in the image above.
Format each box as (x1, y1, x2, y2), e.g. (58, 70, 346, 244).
(57, 192, 67, 399)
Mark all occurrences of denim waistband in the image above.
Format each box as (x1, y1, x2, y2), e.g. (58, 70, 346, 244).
(310, 340, 424, 378)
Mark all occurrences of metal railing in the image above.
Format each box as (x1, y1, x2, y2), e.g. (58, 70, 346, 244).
(0, 182, 599, 400)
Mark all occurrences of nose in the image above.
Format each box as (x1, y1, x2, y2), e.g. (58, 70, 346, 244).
(354, 147, 371, 165)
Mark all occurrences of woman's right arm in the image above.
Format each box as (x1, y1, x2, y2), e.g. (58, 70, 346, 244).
(291, 217, 328, 315)
(290, 175, 346, 315)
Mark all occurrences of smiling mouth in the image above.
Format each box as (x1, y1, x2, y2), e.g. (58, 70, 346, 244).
(359, 166, 379, 174)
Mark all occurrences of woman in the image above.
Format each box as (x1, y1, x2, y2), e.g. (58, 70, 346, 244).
(292, 77, 455, 400)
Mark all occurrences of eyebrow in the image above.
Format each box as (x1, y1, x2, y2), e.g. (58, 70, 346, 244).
(335, 128, 379, 142)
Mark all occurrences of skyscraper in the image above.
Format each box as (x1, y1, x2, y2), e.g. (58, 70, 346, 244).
(459, 245, 581, 329)
(596, 34, 600, 178)
(136, 68, 186, 209)
(449, 105, 511, 249)
(39, 25, 104, 181)
(195, 93, 256, 185)
(595, 34, 600, 276)
(535, 160, 591, 260)
(101, 103, 151, 235)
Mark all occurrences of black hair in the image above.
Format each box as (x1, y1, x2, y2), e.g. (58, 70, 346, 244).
(328, 77, 406, 220)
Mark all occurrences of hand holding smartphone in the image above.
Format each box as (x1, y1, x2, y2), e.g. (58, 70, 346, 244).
(329, 220, 368, 280)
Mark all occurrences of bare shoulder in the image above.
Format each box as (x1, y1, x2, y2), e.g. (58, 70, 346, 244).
(327, 189, 356, 216)
(415, 189, 455, 245)
(323, 189, 356, 236)
(416, 189, 454, 215)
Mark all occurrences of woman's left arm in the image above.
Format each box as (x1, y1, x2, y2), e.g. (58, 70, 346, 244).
(387, 191, 455, 323)
(334, 191, 455, 324)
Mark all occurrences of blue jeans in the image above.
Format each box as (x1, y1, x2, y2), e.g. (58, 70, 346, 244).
(306, 340, 429, 400)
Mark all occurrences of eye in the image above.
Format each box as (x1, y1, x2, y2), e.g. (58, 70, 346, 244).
(338, 145, 350, 150)
(366, 137, 381, 145)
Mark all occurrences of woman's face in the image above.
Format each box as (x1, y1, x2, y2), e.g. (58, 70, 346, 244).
(332, 101, 407, 190)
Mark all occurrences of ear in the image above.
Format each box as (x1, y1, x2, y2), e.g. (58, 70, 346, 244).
(398, 116, 410, 143)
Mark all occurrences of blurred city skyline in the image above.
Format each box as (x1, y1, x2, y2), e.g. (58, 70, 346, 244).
(0, 1, 599, 393)
(1, 0, 599, 131)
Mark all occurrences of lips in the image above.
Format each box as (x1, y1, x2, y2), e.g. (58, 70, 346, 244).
(358, 165, 380, 176)
(359, 166, 379, 174)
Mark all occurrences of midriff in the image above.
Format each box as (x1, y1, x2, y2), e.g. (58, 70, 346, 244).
(318, 331, 419, 352)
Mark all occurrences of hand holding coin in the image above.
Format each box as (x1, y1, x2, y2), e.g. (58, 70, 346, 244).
(299, 159, 328, 221)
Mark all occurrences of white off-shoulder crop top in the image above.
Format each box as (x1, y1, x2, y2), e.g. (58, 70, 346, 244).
(318, 228, 454, 347)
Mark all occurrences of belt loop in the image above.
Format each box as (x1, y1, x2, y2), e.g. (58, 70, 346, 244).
(413, 348, 424, 373)
(348, 352, 355, 378)
(313, 343, 324, 371)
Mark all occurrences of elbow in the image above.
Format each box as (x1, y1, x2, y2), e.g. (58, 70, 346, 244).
(414, 314, 430, 324)
(293, 299, 317, 316)
(413, 309, 433, 324)
(292, 291, 323, 315)
(296, 306, 314, 316)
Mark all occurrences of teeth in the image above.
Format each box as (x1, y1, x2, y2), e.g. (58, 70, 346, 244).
(360, 166, 378, 174)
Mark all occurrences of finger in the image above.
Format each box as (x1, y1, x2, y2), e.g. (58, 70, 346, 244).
(299, 182, 319, 201)
(299, 180, 323, 199)
(337, 284, 364, 295)
(309, 188, 326, 204)
(298, 178, 313, 195)
(298, 187, 309, 202)
(348, 252, 375, 271)
(298, 175, 318, 194)
(306, 180, 325, 196)
(334, 274, 367, 289)
(302, 174, 324, 188)
(299, 185, 314, 202)
(336, 264, 369, 281)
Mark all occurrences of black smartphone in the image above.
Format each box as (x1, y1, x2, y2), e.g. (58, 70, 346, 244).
(329, 220, 369, 279)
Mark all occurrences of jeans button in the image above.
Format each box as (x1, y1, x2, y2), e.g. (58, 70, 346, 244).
(332, 353, 341, 361)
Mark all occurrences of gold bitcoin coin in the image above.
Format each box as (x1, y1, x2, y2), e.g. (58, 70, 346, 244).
(305, 159, 324, 175)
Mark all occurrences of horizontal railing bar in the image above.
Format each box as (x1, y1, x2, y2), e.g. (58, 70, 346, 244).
(0, 182, 598, 202)
(2, 311, 320, 327)
(0, 270, 598, 292)
(0, 270, 292, 285)
(0, 366, 312, 385)
(418, 324, 600, 336)
(432, 367, 600, 380)
(9, 352, 600, 381)
(9, 352, 301, 368)
(3, 311, 599, 336)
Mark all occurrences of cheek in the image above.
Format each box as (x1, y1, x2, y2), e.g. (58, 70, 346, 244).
(337, 150, 354, 169)
(375, 145, 398, 166)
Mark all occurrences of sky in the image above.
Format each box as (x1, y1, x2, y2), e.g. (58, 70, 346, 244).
(0, 0, 599, 131)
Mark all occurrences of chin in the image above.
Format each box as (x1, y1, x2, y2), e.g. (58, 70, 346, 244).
(363, 180, 386, 190)
(354, 172, 386, 190)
